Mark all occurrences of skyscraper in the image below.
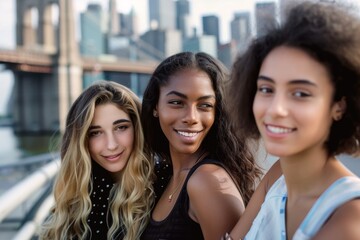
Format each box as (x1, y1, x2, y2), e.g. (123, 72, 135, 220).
(176, 0, 191, 38)
(183, 34, 217, 58)
(108, 0, 120, 36)
(202, 15, 220, 46)
(230, 11, 251, 50)
(255, 1, 277, 37)
(140, 29, 181, 59)
(80, 4, 107, 56)
(149, 0, 176, 30)
(218, 41, 238, 68)
(119, 9, 137, 37)
(80, 4, 106, 86)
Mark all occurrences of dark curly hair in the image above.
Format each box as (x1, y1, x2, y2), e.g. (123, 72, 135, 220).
(141, 51, 261, 204)
(229, 1, 360, 157)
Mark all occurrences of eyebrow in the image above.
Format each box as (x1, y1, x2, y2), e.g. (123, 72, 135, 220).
(257, 75, 317, 87)
(89, 119, 131, 130)
(166, 90, 216, 101)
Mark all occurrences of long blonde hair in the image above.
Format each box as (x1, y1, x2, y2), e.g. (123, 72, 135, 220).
(40, 81, 154, 240)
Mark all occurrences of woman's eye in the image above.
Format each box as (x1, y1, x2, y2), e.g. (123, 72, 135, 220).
(293, 91, 311, 97)
(116, 125, 129, 131)
(88, 131, 101, 137)
(168, 100, 182, 105)
(199, 103, 214, 109)
(258, 86, 273, 93)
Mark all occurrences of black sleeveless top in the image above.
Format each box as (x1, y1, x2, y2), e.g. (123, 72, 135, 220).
(141, 158, 224, 240)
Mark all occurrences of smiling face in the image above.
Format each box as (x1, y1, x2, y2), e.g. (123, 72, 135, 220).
(88, 103, 134, 176)
(156, 68, 216, 157)
(253, 46, 340, 158)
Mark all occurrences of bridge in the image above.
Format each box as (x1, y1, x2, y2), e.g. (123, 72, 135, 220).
(0, 48, 157, 74)
(1, 0, 159, 134)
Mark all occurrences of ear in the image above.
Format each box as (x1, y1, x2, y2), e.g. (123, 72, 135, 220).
(332, 97, 346, 121)
(153, 105, 159, 118)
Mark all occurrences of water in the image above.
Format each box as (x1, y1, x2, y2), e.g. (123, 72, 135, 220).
(0, 125, 60, 195)
(0, 126, 60, 165)
(0, 126, 59, 239)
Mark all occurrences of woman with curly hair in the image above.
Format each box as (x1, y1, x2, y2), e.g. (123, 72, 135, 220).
(40, 81, 154, 240)
(226, 1, 360, 239)
(140, 52, 261, 240)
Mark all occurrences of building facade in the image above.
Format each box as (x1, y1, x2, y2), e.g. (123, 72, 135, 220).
(202, 15, 220, 46)
(149, 0, 176, 30)
(255, 1, 277, 37)
(80, 4, 107, 56)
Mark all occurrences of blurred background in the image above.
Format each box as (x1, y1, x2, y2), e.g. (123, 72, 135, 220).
(0, 0, 359, 239)
(0, 0, 284, 164)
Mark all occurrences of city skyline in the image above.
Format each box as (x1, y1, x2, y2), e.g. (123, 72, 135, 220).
(75, 0, 257, 44)
(1, 0, 360, 115)
(0, 0, 264, 50)
(0, 0, 262, 115)
(1, 0, 360, 48)
(77, 0, 360, 44)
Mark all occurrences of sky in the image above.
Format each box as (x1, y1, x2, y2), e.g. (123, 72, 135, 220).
(0, 0, 360, 115)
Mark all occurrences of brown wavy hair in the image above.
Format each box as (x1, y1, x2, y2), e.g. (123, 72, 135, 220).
(229, 1, 360, 157)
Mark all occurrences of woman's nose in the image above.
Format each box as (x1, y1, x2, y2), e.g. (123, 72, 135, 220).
(182, 105, 199, 125)
(106, 133, 119, 150)
(267, 93, 288, 117)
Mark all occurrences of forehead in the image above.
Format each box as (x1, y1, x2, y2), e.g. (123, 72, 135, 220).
(92, 103, 129, 122)
(259, 46, 332, 85)
(160, 68, 214, 94)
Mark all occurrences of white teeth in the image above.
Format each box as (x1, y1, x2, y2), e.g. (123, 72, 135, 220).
(177, 131, 198, 137)
(267, 125, 293, 134)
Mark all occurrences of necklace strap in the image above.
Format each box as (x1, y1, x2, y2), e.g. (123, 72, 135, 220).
(168, 174, 185, 202)
(167, 151, 208, 202)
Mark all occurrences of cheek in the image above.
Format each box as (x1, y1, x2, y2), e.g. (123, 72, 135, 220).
(303, 105, 333, 130)
(205, 113, 215, 127)
(158, 108, 176, 123)
(158, 111, 175, 134)
(88, 138, 101, 156)
(120, 130, 135, 150)
(252, 95, 263, 120)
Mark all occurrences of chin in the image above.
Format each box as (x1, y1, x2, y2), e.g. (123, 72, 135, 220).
(264, 145, 289, 158)
(105, 164, 126, 173)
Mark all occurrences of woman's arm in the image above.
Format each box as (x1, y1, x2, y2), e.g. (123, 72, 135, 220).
(313, 199, 360, 240)
(229, 160, 282, 239)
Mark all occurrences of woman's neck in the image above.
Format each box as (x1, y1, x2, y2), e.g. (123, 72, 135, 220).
(279, 147, 337, 198)
(170, 149, 207, 176)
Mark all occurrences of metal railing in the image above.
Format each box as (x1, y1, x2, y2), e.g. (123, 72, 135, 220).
(0, 159, 59, 222)
(12, 195, 54, 240)
(0, 156, 60, 239)
(0, 152, 59, 170)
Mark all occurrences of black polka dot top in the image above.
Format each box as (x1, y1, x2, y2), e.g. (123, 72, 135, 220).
(86, 161, 124, 239)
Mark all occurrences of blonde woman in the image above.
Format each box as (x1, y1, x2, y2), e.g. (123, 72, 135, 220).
(40, 81, 154, 240)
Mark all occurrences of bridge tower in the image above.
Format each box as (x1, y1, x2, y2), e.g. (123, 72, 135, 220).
(15, 0, 82, 133)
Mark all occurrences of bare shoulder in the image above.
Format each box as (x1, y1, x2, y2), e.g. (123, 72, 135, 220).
(186, 163, 244, 240)
(187, 163, 237, 192)
(314, 199, 360, 240)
